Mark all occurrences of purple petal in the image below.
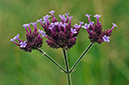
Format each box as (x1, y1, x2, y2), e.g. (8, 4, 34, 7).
(38, 29, 46, 37)
(49, 10, 55, 14)
(37, 19, 42, 22)
(60, 22, 63, 26)
(102, 35, 110, 43)
(89, 21, 94, 26)
(93, 14, 101, 18)
(59, 15, 65, 19)
(110, 23, 117, 32)
(85, 14, 91, 18)
(71, 28, 77, 34)
(62, 23, 67, 27)
(51, 23, 55, 27)
(85, 14, 91, 22)
(20, 41, 27, 48)
(79, 22, 84, 25)
(49, 27, 53, 30)
(23, 24, 30, 28)
(68, 16, 73, 19)
(112, 23, 118, 27)
(10, 38, 15, 42)
(14, 34, 20, 39)
(54, 22, 59, 25)
(74, 24, 81, 28)
(31, 22, 37, 26)
(10, 34, 20, 42)
(43, 15, 51, 21)
(59, 15, 67, 21)
(82, 23, 90, 29)
(65, 13, 70, 17)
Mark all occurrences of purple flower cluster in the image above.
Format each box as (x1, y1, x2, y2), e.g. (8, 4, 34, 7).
(10, 22, 45, 52)
(37, 10, 83, 50)
(82, 14, 117, 44)
(10, 10, 117, 52)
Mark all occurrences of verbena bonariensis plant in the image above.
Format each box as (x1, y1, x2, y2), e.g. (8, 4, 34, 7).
(10, 10, 117, 85)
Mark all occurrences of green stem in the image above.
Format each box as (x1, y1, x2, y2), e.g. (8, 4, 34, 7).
(67, 74, 71, 85)
(69, 42, 93, 73)
(37, 48, 67, 73)
(62, 48, 72, 85)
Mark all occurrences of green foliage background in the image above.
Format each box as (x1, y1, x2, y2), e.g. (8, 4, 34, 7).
(0, 0, 129, 85)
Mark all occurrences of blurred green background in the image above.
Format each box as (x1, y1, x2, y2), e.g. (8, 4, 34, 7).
(0, 0, 129, 85)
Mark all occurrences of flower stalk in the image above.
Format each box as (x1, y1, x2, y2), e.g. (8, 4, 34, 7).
(62, 48, 72, 85)
(37, 48, 67, 73)
(69, 42, 93, 73)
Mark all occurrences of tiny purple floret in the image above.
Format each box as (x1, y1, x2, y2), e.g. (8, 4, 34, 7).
(59, 22, 63, 26)
(43, 15, 51, 21)
(10, 38, 15, 42)
(20, 41, 27, 48)
(62, 23, 67, 28)
(31, 22, 37, 26)
(54, 22, 59, 25)
(71, 28, 77, 34)
(51, 23, 55, 27)
(59, 15, 65, 19)
(94, 14, 101, 24)
(82, 23, 90, 29)
(103, 35, 110, 43)
(38, 29, 46, 37)
(89, 21, 94, 26)
(14, 34, 20, 40)
(79, 22, 84, 26)
(74, 24, 81, 28)
(85, 14, 91, 18)
(49, 27, 53, 30)
(110, 23, 117, 32)
(23, 24, 29, 28)
(68, 16, 73, 20)
(93, 14, 101, 18)
(49, 10, 55, 18)
(112, 23, 117, 27)
(49, 10, 55, 15)
(65, 13, 70, 17)
(37, 19, 42, 22)
(59, 15, 67, 21)
(10, 34, 19, 42)
(31, 22, 37, 31)
(85, 14, 91, 22)
(10, 35, 20, 46)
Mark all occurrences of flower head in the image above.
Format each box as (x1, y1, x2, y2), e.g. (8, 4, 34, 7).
(37, 10, 83, 50)
(82, 14, 117, 44)
(11, 23, 44, 52)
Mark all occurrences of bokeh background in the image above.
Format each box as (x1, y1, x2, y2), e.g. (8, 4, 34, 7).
(0, 0, 129, 85)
